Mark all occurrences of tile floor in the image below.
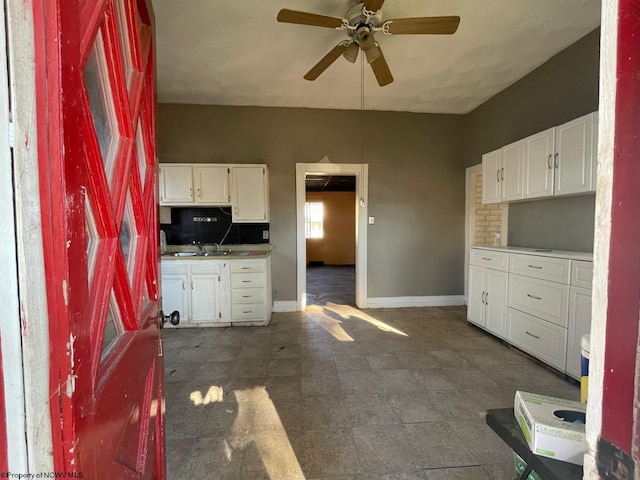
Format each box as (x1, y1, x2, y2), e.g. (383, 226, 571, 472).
(306, 265, 356, 307)
(163, 305, 579, 479)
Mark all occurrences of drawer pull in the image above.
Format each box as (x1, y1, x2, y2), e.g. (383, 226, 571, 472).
(482, 257, 492, 261)
(242, 267, 251, 270)
(525, 331, 541, 340)
(242, 280, 252, 283)
(242, 295, 252, 298)
(528, 265, 543, 269)
(242, 310, 252, 314)
(527, 294, 542, 300)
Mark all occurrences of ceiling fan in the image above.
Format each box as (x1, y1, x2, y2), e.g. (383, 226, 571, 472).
(277, 0, 460, 87)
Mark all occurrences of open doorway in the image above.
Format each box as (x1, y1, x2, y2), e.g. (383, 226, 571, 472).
(305, 175, 356, 307)
(295, 163, 368, 311)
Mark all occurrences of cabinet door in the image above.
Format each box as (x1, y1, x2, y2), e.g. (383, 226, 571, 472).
(481, 149, 502, 204)
(195, 165, 230, 204)
(191, 273, 221, 322)
(554, 112, 596, 196)
(523, 128, 555, 199)
(485, 269, 507, 338)
(161, 274, 189, 323)
(159, 165, 193, 204)
(232, 166, 269, 222)
(566, 286, 592, 379)
(501, 140, 525, 202)
(467, 265, 486, 327)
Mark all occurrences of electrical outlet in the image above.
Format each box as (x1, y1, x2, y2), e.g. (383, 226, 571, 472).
(368, 216, 375, 225)
(263, 230, 269, 240)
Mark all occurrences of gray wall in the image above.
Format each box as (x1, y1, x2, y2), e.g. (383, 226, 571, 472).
(158, 105, 466, 301)
(464, 28, 600, 252)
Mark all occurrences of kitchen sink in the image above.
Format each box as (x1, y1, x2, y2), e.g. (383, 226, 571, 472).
(163, 251, 230, 257)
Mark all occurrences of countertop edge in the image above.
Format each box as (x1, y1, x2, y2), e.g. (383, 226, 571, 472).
(471, 245, 593, 262)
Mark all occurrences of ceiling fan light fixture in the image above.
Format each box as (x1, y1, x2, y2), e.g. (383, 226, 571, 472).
(343, 42, 359, 63)
(364, 44, 381, 63)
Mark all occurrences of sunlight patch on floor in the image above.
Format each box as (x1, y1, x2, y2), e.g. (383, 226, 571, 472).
(189, 386, 224, 406)
(305, 308, 354, 341)
(323, 303, 408, 337)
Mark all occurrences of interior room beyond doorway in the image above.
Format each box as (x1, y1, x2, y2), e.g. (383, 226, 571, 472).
(305, 175, 356, 307)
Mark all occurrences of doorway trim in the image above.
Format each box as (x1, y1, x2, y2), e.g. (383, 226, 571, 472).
(296, 163, 368, 311)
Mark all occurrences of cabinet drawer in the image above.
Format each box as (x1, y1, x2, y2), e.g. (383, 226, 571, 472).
(232, 288, 265, 304)
(509, 254, 570, 284)
(160, 261, 189, 275)
(231, 272, 265, 288)
(230, 261, 265, 273)
(190, 261, 222, 275)
(507, 308, 567, 371)
(469, 249, 508, 271)
(232, 303, 266, 320)
(571, 260, 593, 289)
(508, 274, 569, 327)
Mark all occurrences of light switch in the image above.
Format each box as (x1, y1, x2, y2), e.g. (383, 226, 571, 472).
(368, 216, 375, 225)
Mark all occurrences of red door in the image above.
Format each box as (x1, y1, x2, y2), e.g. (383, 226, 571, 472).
(34, 0, 164, 477)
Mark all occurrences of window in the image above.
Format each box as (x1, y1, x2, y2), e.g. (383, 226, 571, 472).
(305, 201, 324, 239)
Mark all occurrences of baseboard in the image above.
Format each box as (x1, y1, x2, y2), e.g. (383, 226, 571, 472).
(272, 301, 298, 312)
(366, 295, 466, 309)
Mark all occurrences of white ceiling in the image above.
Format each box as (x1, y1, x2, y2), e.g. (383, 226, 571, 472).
(152, 0, 601, 114)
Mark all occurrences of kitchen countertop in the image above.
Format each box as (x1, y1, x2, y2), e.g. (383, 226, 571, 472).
(471, 245, 593, 262)
(161, 244, 272, 260)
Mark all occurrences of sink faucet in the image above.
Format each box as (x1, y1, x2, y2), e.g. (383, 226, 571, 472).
(192, 240, 206, 254)
(213, 242, 221, 253)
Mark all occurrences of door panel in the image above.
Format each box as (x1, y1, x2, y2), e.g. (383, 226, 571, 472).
(35, 0, 164, 477)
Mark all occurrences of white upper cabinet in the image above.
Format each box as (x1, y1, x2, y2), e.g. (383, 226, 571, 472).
(554, 112, 597, 196)
(483, 111, 598, 203)
(195, 165, 230, 204)
(159, 164, 270, 222)
(523, 127, 555, 199)
(482, 149, 502, 204)
(481, 140, 524, 204)
(159, 165, 193, 204)
(524, 113, 597, 199)
(231, 166, 269, 223)
(500, 140, 525, 202)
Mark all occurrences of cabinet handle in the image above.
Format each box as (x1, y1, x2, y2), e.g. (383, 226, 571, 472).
(547, 154, 552, 169)
(485, 292, 488, 305)
(482, 257, 492, 261)
(182, 281, 185, 290)
(525, 331, 541, 339)
(191, 281, 194, 290)
(501, 168, 504, 180)
(496, 169, 500, 182)
(242, 280, 251, 283)
(481, 292, 486, 304)
(242, 295, 251, 298)
(242, 310, 252, 314)
(554, 153, 559, 168)
(527, 294, 542, 300)
(197, 188, 201, 198)
(527, 265, 543, 269)
(241, 267, 251, 270)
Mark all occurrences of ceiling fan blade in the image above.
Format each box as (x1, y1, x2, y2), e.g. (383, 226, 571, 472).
(385, 16, 460, 35)
(304, 43, 348, 81)
(370, 47, 393, 87)
(363, 0, 385, 12)
(277, 9, 344, 29)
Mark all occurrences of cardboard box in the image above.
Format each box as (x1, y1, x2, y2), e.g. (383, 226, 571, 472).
(514, 391, 587, 465)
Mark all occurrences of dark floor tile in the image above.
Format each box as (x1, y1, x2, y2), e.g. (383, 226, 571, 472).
(352, 424, 422, 473)
(403, 422, 477, 469)
(295, 428, 361, 476)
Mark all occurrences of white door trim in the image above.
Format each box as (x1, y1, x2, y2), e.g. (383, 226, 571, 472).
(0, 0, 28, 471)
(296, 163, 368, 311)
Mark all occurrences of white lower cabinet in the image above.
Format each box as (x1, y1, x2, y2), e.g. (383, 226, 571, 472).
(566, 286, 592, 379)
(468, 252, 508, 339)
(161, 260, 224, 326)
(506, 307, 567, 371)
(229, 257, 272, 324)
(469, 247, 592, 377)
(161, 256, 272, 327)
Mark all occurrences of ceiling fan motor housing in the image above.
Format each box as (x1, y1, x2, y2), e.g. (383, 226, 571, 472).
(345, 2, 382, 36)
